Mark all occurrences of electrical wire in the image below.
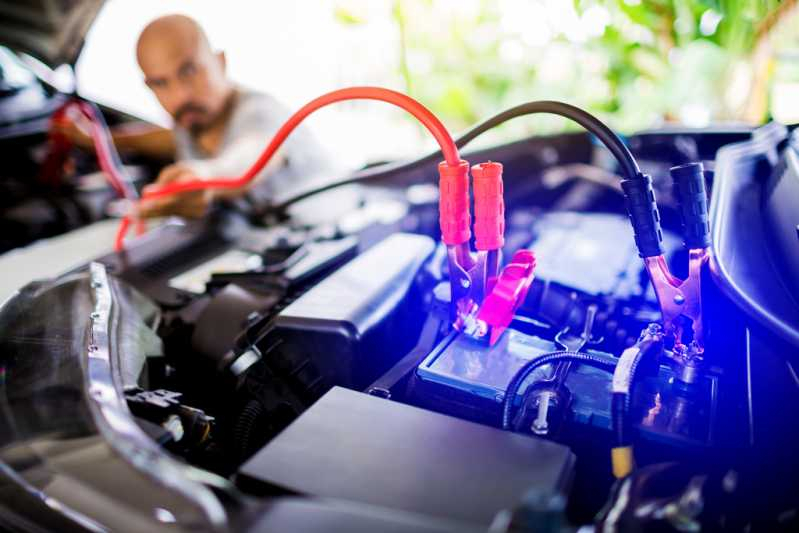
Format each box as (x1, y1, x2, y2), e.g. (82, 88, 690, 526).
(611, 349, 646, 450)
(77, 101, 139, 201)
(270, 100, 642, 213)
(114, 86, 461, 251)
(501, 350, 616, 430)
(46, 99, 146, 235)
(609, 331, 661, 479)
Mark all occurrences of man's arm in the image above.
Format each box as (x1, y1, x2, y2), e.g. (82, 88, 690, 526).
(138, 135, 287, 218)
(53, 114, 176, 161)
(180, 135, 287, 198)
(110, 123, 176, 161)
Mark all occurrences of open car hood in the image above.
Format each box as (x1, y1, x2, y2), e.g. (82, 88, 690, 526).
(0, 0, 104, 67)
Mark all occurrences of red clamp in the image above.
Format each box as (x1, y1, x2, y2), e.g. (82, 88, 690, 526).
(39, 105, 74, 187)
(465, 249, 537, 346)
(439, 159, 507, 326)
(439, 158, 533, 345)
(472, 161, 505, 251)
(438, 160, 471, 246)
(439, 159, 478, 326)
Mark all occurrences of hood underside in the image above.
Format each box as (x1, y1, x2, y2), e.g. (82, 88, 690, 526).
(0, 0, 104, 67)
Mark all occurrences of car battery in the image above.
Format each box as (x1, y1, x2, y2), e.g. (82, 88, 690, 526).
(413, 328, 718, 448)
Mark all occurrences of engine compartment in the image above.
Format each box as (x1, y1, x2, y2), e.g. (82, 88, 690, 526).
(2, 111, 799, 531)
(58, 122, 792, 530)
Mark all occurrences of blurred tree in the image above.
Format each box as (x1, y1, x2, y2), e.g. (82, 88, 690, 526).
(333, 0, 799, 138)
(585, 0, 799, 123)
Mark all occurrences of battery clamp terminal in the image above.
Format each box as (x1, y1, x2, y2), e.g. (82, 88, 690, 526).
(464, 249, 536, 346)
(640, 162, 710, 354)
(439, 159, 537, 344)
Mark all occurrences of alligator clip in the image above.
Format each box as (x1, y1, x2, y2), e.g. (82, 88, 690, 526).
(644, 163, 710, 352)
(438, 160, 505, 328)
(463, 249, 536, 346)
(439, 159, 536, 345)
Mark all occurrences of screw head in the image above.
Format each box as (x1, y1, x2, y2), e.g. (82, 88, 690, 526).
(460, 278, 470, 289)
(673, 294, 685, 305)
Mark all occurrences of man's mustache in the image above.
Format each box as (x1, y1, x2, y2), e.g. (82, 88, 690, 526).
(174, 102, 208, 123)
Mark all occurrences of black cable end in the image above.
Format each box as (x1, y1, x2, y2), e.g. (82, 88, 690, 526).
(621, 173, 663, 258)
(670, 162, 711, 249)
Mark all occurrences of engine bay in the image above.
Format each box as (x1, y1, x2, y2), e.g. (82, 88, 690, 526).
(2, 86, 799, 531)
(31, 118, 788, 531)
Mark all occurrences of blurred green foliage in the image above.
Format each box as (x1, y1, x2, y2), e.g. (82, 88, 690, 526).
(335, 0, 799, 139)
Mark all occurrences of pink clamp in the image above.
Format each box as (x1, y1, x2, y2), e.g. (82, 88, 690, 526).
(475, 249, 536, 345)
(472, 161, 505, 251)
(438, 160, 471, 246)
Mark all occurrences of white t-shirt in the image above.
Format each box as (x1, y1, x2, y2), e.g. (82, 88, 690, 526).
(173, 88, 332, 200)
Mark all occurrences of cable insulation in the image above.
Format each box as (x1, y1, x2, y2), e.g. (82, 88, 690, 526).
(115, 86, 460, 250)
(272, 100, 641, 212)
(501, 351, 616, 430)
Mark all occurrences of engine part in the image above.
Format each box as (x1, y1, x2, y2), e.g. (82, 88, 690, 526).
(413, 327, 717, 448)
(191, 283, 281, 365)
(527, 212, 655, 299)
(710, 124, 799, 347)
(126, 388, 214, 450)
(527, 303, 601, 436)
(610, 323, 665, 478)
(237, 386, 575, 529)
(250, 232, 435, 398)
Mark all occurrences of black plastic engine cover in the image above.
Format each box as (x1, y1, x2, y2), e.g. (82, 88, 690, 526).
(251, 233, 435, 400)
(238, 387, 574, 528)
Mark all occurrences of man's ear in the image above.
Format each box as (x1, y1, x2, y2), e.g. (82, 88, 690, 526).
(217, 51, 226, 73)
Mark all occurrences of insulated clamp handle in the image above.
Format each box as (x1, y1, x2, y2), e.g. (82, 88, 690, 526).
(438, 160, 471, 246)
(670, 162, 711, 249)
(472, 161, 505, 251)
(621, 173, 663, 258)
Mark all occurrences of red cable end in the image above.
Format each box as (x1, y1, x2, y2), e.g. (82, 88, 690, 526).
(438, 160, 471, 246)
(114, 216, 131, 252)
(472, 161, 505, 251)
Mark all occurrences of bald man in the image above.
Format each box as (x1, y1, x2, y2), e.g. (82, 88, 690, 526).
(59, 14, 331, 218)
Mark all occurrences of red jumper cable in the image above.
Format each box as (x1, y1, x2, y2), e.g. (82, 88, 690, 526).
(109, 86, 536, 344)
(115, 87, 461, 251)
(45, 99, 145, 234)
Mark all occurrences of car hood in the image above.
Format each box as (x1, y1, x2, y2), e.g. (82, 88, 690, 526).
(0, 0, 104, 67)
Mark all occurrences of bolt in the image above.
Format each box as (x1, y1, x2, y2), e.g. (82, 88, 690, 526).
(460, 278, 470, 289)
(531, 418, 549, 435)
(673, 294, 685, 305)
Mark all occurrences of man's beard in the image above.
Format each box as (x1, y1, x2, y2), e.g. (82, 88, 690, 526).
(174, 102, 211, 134)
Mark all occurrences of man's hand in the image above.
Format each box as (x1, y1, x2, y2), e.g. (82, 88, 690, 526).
(138, 163, 214, 218)
(51, 109, 94, 150)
